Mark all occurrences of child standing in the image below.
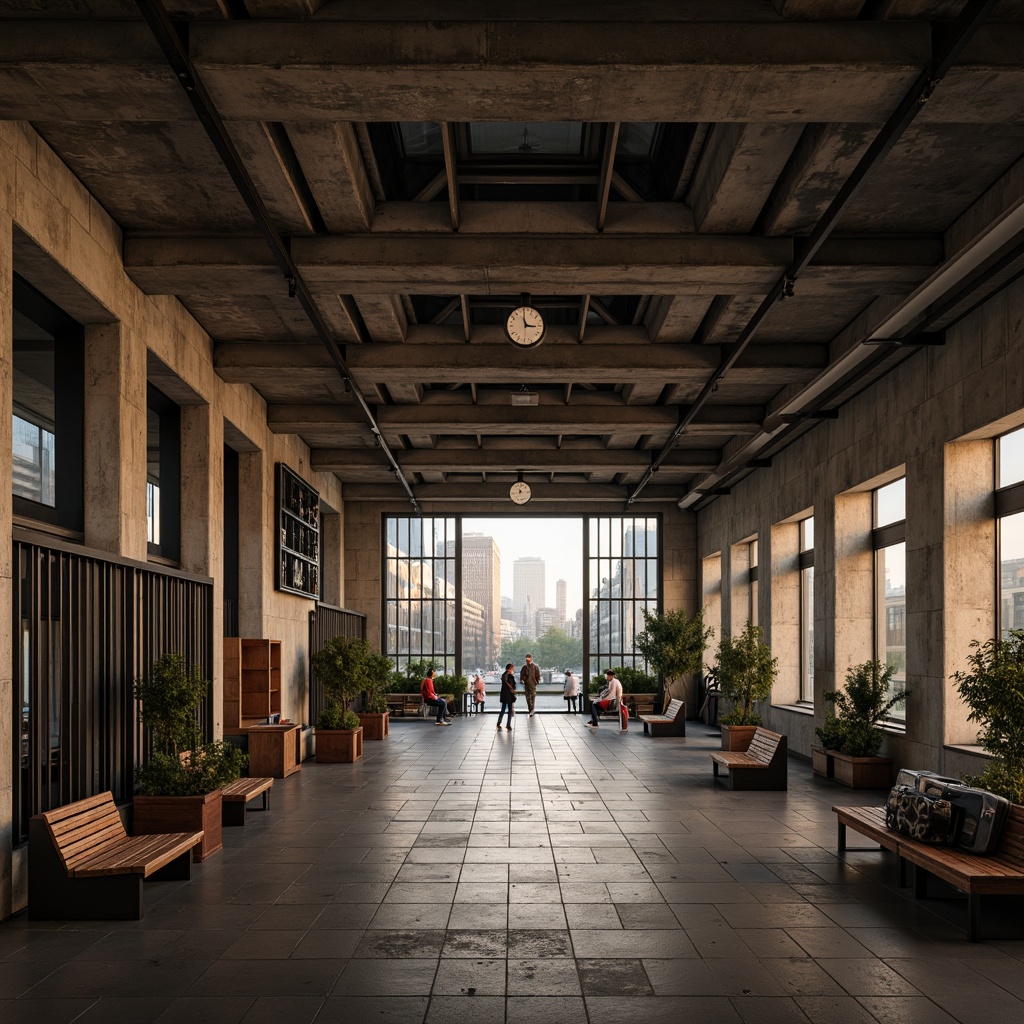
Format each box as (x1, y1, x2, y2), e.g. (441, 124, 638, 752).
(562, 669, 579, 713)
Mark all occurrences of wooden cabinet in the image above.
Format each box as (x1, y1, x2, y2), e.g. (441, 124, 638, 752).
(224, 638, 282, 735)
(276, 463, 320, 599)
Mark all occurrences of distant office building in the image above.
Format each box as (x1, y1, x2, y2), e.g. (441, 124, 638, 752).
(447, 532, 501, 668)
(462, 595, 486, 672)
(500, 618, 518, 642)
(556, 579, 567, 625)
(513, 556, 546, 637)
(535, 607, 560, 636)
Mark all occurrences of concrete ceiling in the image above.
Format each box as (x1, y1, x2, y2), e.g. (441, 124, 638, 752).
(5, 1, 1024, 510)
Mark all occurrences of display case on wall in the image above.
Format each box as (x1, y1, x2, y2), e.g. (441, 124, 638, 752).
(223, 637, 282, 734)
(276, 463, 320, 599)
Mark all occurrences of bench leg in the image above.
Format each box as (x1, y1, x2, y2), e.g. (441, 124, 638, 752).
(838, 822, 847, 854)
(712, 761, 720, 778)
(968, 894, 981, 942)
(913, 864, 928, 899)
(898, 855, 907, 888)
(223, 800, 247, 827)
(150, 849, 194, 882)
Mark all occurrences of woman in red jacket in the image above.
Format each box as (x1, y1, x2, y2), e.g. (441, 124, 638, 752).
(421, 668, 451, 725)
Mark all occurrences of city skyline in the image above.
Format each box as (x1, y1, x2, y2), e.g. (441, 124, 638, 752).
(462, 517, 583, 622)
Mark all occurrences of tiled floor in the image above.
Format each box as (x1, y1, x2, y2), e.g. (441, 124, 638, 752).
(2, 714, 1023, 1024)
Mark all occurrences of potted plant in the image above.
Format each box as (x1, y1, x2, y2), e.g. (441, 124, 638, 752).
(356, 650, 396, 740)
(312, 635, 389, 762)
(819, 659, 908, 788)
(133, 652, 247, 861)
(811, 710, 845, 779)
(436, 672, 468, 716)
(715, 622, 778, 750)
(954, 631, 1024, 805)
(634, 607, 713, 715)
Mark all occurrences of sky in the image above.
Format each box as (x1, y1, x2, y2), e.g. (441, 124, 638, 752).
(462, 517, 583, 619)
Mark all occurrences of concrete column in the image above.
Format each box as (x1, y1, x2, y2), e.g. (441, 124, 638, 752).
(0, 211, 13, 919)
(768, 521, 800, 704)
(180, 404, 224, 735)
(237, 450, 266, 638)
(321, 508, 344, 608)
(662, 505, 698, 616)
(942, 439, 995, 745)
(827, 491, 873, 700)
(701, 552, 722, 664)
(345, 502, 382, 646)
(83, 322, 147, 559)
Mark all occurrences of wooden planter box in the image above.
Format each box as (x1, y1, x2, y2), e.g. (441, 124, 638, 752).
(721, 724, 758, 751)
(357, 712, 390, 740)
(315, 727, 364, 763)
(133, 790, 223, 862)
(832, 751, 892, 789)
(812, 745, 835, 779)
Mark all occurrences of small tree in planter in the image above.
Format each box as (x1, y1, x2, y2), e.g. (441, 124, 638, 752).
(634, 607, 713, 712)
(134, 652, 246, 861)
(715, 623, 778, 750)
(312, 636, 390, 762)
(821, 659, 908, 788)
(953, 631, 1024, 804)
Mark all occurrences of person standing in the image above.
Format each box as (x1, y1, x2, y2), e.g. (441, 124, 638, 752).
(497, 663, 517, 730)
(520, 653, 541, 717)
(562, 669, 579, 713)
(421, 668, 451, 725)
(586, 668, 622, 728)
(473, 672, 486, 711)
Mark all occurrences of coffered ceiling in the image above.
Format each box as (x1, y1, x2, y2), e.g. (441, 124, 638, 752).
(4, 0, 1024, 510)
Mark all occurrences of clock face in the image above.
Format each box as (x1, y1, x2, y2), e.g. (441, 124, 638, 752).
(510, 481, 532, 505)
(506, 306, 546, 347)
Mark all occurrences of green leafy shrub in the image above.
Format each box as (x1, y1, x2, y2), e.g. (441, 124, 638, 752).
(715, 623, 778, 726)
(312, 636, 392, 730)
(814, 711, 846, 751)
(588, 666, 657, 693)
(134, 652, 246, 796)
(954, 631, 1024, 803)
(635, 607, 713, 701)
(823, 659, 908, 758)
(436, 673, 468, 700)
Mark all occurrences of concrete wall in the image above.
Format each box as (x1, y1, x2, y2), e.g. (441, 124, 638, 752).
(0, 122, 345, 916)
(697, 278, 1024, 777)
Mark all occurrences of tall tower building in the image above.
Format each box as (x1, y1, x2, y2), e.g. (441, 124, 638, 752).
(445, 533, 501, 668)
(556, 579, 567, 625)
(513, 557, 546, 638)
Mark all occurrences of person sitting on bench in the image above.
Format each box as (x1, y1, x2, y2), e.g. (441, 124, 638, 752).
(421, 668, 451, 725)
(586, 668, 622, 728)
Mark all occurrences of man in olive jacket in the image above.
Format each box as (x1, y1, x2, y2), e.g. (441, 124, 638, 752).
(520, 653, 541, 717)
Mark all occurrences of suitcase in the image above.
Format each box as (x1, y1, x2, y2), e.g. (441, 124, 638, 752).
(620, 703, 629, 731)
(887, 772, 1011, 854)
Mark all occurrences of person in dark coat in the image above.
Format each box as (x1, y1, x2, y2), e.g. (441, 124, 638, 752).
(497, 663, 517, 730)
(520, 653, 541, 717)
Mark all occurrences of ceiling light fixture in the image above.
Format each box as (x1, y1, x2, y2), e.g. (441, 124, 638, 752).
(510, 385, 539, 407)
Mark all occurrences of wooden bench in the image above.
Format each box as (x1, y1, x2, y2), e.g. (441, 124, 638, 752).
(29, 791, 203, 920)
(221, 776, 273, 826)
(386, 693, 424, 717)
(834, 802, 1024, 941)
(710, 727, 787, 790)
(639, 698, 686, 736)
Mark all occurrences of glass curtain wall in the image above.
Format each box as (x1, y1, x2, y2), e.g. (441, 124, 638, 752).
(799, 517, 814, 703)
(997, 426, 1024, 634)
(385, 517, 458, 674)
(587, 516, 660, 681)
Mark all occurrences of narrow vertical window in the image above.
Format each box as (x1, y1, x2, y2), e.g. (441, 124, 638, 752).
(799, 518, 814, 703)
(748, 538, 759, 628)
(996, 427, 1024, 635)
(873, 478, 906, 722)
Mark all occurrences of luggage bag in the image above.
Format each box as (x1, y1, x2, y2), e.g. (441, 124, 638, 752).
(887, 770, 1011, 854)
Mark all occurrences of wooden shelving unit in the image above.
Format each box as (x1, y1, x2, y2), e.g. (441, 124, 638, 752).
(224, 638, 282, 735)
(276, 462, 320, 599)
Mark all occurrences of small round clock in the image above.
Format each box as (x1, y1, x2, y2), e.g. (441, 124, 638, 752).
(506, 305, 546, 347)
(509, 480, 532, 505)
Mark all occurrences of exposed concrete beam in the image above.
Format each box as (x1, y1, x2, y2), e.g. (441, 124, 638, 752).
(126, 233, 941, 295)
(686, 122, 804, 233)
(267, 403, 370, 434)
(353, 294, 407, 341)
(371, 403, 762, 436)
(645, 295, 715, 342)
(341, 481, 684, 503)
(286, 122, 374, 233)
(344, 339, 829, 385)
(6, 23, 1024, 124)
(312, 446, 720, 473)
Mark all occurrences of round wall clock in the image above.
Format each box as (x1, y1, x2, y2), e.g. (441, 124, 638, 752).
(509, 480, 532, 505)
(506, 305, 546, 347)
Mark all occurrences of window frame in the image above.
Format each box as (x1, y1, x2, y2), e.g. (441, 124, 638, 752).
(995, 428, 1024, 636)
(872, 478, 907, 723)
(798, 517, 814, 704)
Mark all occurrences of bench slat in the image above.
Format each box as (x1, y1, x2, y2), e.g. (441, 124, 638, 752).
(222, 777, 273, 801)
(70, 832, 204, 877)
